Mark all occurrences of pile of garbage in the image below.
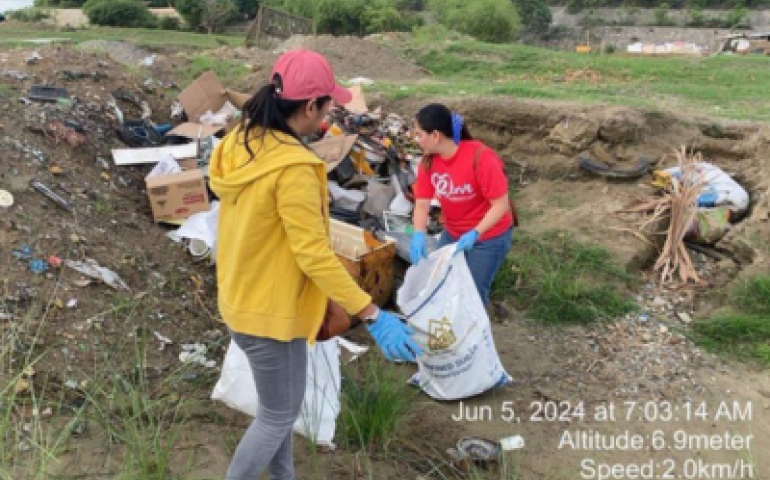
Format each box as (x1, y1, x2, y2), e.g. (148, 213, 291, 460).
(107, 72, 440, 269)
(310, 86, 444, 256)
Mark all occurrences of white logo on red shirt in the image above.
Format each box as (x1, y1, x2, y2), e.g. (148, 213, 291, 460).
(431, 173, 474, 199)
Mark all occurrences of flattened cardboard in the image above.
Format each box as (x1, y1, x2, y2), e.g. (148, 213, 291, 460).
(177, 71, 226, 123)
(167, 123, 223, 139)
(145, 169, 209, 223)
(308, 134, 358, 173)
(112, 143, 198, 166)
(344, 85, 367, 114)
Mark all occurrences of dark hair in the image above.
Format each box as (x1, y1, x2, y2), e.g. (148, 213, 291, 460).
(239, 73, 331, 163)
(415, 103, 473, 170)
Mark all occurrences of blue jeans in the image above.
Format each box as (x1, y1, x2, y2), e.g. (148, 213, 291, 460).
(438, 227, 514, 307)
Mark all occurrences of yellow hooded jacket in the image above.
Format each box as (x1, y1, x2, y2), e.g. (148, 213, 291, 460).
(208, 128, 371, 342)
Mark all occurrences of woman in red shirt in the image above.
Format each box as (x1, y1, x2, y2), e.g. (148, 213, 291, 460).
(410, 103, 514, 307)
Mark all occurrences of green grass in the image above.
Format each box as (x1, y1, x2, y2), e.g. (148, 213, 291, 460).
(0, 282, 207, 480)
(371, 29, 770, 121)
(491, 230, 638, 323)
(180, 55, 252, 90)
(690, 274, 770, 367)
(0, 26, 243, 50)
(0, 23, 766, 120)
(730, 275, 770, 315)
(83, 341, 191, 480)
(338, 354, 418, 453)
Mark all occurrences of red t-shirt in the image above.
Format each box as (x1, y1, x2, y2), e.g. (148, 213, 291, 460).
(414, 140, 513, 242)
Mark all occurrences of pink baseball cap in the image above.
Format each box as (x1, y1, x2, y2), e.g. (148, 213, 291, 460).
(271, 49, 352, 105)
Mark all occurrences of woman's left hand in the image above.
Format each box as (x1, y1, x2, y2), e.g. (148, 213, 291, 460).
(455, 229, 479, 255)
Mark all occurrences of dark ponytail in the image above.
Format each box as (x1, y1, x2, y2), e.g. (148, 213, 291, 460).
(239, 73, 331, 163)
(415, 103, 472, 171)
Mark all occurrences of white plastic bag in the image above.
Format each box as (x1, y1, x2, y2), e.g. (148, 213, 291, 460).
(145, 154, 181, 181)
(664, 162, 749, 215)
(211, 338, 342, 447)
(167, 201, 220, 262)
(397, 246, 512, 400)
(328, 181, 366, 211)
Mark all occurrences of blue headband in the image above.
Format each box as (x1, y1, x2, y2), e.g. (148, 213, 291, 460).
(451, 112, 464, 145)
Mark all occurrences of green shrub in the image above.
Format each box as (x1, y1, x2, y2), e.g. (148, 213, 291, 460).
(174, 0, 204, 30)
(316, 0, 367, 35)
(430, 0, 520, 43)
(157, 15, 182, 30)
(686, 7, 706, 27)
(723, 6, 749, 28)
(8, 7, 49, 22)
(513, 0, 552, 34)
(83, 0, 157, 28)
(653, 3, 677, 26)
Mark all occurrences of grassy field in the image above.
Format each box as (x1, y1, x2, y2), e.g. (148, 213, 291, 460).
(371, 28, 770, 122)
(0, 25, 243, 49)
(0, 23, 767, 121)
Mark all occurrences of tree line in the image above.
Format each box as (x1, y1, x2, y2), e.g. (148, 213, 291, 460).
(26, 0, 761, 41)
(27, 0, 553, 42)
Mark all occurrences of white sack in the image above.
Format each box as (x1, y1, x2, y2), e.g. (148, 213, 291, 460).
(396, 246, 512, 400)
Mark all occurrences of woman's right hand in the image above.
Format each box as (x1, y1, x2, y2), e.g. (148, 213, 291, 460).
(366, 310, 422, 363)
(410, 232, 427, 264)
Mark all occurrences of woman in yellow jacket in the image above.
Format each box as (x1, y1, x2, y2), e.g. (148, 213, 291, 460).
(209, 49, 422, 480)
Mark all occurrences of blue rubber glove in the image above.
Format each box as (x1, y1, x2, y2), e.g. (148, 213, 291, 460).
(454, 229, 479, 255)
(366, 310, 423, 363)
(410, 231, 427, 265)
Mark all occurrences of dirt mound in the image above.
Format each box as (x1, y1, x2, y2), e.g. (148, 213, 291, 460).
(201, 34, 426, 90)
(275, 34, 427, 81)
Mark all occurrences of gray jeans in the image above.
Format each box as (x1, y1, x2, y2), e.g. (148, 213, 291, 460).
(225, 332, 307, 480)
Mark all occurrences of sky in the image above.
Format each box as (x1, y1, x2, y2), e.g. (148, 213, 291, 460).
(1, 0, 35, 12)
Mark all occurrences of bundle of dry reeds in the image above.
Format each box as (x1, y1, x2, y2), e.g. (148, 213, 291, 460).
(617, 146, 707, 285)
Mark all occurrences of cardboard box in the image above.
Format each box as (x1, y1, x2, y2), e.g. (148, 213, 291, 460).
(308, 134, 358, 173)
(330, 219, 396, 307)
(172, 71, 245, 140)
(145, 169, 210, 223)
(344, 84, 368, 114)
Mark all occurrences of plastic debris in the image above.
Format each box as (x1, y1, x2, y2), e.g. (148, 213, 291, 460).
(348, 77, 375, 86)
(64, 258, 129, 290)
(140, 54, 157, 67)
(179, 343, 216, 367)
(29, 179, 73, 212)
(170, 101, 184, 118)
(499, 435, 525, 451)
(29, 259, 50, 274)
(337, 337, 369, 364)
(449, 435, 523, 466)
(12, 245, 32, 260)
(3, 69, 28, 80)
(167, 201, 219, 262)
(154, 331, 173, 351)
(25, 51, 42, 65)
